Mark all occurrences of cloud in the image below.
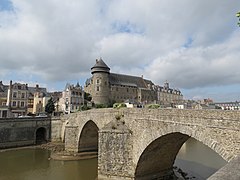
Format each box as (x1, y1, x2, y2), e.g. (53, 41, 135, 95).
(145, 30, 240, 89)
(0, 0, 240, 101)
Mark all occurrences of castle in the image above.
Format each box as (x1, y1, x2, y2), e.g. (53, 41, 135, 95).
(84, 58, 183, 106)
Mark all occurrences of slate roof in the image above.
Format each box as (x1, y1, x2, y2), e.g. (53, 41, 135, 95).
(85, 73, 154, 89)
(0, 82, 8, 98)
(109, 73, 154, 89)
(28, 87, 48, 97)
(91, 59, 110, 70)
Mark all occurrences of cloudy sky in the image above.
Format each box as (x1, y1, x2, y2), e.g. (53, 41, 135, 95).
(0, 0, 240, 102)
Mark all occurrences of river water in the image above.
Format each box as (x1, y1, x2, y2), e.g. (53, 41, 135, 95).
(174, 138, 226, 179)
(0, 138, 226, 180)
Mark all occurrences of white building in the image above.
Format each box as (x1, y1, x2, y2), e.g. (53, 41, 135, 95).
(60, 83, 84, 114)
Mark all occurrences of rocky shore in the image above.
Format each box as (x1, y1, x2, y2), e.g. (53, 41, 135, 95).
(37, 142, 98, 161)
(173, 166, 196, 179)
(37, 142, 65, 152)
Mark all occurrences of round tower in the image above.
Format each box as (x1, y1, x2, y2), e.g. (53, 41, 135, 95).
(91, 58, 110, 105)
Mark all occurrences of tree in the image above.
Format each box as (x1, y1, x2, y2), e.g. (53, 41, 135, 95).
(237, 11, 240, 27)
(84, 92, 92, 101)
(45, 97, 55, 114)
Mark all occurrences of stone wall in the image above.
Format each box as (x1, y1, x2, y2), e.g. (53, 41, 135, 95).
(0, 117, 51, 148)
(98, 118, 134, 180)
(51, 117, 65, 142)
(208, 155, 240, 180)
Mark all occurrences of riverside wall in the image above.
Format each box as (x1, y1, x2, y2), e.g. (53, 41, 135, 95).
(0, 117, 51, 148)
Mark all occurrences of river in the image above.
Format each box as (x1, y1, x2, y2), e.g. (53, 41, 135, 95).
(0, 138, 226, 180)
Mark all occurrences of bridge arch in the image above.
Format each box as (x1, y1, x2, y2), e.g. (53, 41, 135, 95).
(133, 124, 230, 179)
(135, 132, 189, 179)
(78, 120, 99, 152)
(35, 127, 47, 144)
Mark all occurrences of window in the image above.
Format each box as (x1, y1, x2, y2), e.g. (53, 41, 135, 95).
(13, 92, 17, 98)
(12, 101, 16, 106)
(97, 86, 100, 91)
(21, 93, 25, 98)
(20, 102, 25, 107)
(96, 79, 100, 84)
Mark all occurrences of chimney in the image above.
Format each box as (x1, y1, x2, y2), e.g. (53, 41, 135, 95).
(7, 80, 13, 107)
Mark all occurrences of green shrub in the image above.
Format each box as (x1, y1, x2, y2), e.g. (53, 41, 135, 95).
(80, 105, 91, 111)
(146, 104, 160, 109)
(113, 103, 127, 109)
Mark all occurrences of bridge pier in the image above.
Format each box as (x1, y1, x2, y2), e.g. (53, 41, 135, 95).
(98, 118, 135, 180)
(64, 126, 79, 152)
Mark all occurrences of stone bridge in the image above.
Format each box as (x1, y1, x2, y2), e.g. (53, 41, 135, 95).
(63, 108, 240, 180)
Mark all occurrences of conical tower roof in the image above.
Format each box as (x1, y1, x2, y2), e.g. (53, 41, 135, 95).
(91, 58, 110, 74)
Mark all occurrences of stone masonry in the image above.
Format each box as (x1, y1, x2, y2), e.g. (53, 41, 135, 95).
(63, 108, 240, 179)
(0, 117, 51, 148)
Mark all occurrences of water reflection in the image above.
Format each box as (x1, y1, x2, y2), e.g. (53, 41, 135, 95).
(0, 148, 97, 180)
(0, 138, 227, 180)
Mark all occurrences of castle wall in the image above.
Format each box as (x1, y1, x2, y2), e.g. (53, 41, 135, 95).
(85, 59, 183, 106)
(110, 84, 138, 103)
(138, 88, 157, 104)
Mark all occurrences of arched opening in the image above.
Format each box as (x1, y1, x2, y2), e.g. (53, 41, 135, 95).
(174, 137, 227, 179)
(78, 120, 99, 152)
(135, 133, 227, 180)
(36, 127, 47, 144)
(135, 132, 190, 179)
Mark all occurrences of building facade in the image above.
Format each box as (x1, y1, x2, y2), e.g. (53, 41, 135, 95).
(60, 83, 84, 114)
(28, 84, 50, 114)
(215, 101, 240, 110)
(0, 81, 51, 118)
(84, 58, 183, 106)
(0, 81, 9, 118)
(6, 80, 29, 117)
